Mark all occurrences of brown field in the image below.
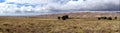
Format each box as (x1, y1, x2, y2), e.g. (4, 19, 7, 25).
(0, 12, 120, 33)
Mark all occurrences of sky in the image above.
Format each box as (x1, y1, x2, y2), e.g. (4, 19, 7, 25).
(0, 0, 120, 16)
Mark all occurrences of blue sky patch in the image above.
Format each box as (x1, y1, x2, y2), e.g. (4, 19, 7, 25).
(7, 2, 37, 8)
(0, 0, 5, 3)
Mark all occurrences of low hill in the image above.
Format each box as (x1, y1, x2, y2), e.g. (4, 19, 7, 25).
(31, 12, 120, 19)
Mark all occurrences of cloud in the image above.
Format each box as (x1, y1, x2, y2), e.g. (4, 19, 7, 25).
(49, 0, 120, 11)
(0, 0, 120, 16)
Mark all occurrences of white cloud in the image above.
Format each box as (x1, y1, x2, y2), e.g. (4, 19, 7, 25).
(0, 0, 120, 16)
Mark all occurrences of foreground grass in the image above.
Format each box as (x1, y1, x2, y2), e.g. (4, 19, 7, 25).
(0, 17, 120, 33)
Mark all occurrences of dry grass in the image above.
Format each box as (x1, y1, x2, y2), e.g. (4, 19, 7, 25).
(0, 17, 120, 33)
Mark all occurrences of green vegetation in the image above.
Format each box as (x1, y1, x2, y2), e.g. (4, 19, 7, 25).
(0, 17, 120, 33)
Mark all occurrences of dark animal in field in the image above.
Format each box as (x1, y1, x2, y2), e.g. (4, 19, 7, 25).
(97, 17, 112, 20)
(58, 16, 61, 20)
(102, 17, 107, 19)
(98, 17, 101, 20)
(58, 15, 69, 20)
(114, 17, 117, 19)
(63, 15, 69, 19)
(61, 15, 69, 20)
(98, 17, 107, 20)
(62, 16, 66, 20)
(107, 17, 112, 20)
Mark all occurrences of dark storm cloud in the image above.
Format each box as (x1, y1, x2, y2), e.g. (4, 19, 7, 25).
(48, 0, 120, 11)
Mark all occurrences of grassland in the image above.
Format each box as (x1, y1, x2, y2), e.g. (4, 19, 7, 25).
(0, 16, 120, 33)
(0, 12, 120, 33)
